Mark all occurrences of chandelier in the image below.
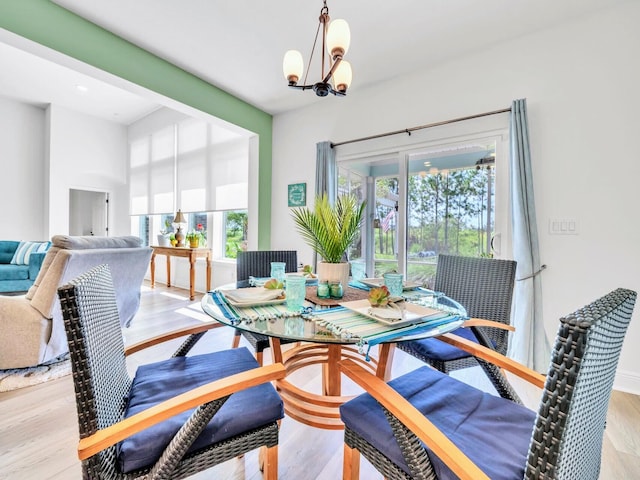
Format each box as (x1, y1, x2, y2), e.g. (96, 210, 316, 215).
(282, 0, 352, 97)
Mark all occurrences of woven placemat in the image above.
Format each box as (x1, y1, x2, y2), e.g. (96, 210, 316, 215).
(305, 286, 369, 306)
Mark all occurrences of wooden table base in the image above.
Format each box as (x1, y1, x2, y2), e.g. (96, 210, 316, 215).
(270, 340, 391, 430)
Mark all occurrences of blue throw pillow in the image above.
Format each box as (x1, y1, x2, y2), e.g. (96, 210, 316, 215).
(10, 241, 50, 265)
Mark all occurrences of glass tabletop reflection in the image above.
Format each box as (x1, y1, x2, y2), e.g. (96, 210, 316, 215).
(200, 286, 467, 346)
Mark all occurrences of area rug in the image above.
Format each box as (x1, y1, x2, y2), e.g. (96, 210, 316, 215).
(0, 354, 71, 392)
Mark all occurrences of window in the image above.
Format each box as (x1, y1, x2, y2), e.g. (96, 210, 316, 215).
(337, 128, 508, 287)
(187, 212, 208, 247)
(131, 212, 208, 248)
(405, 150, 495, 286)
(128, 109, 252, 257)
(224, 210, 248, 259)
(131, 215, 150, 247)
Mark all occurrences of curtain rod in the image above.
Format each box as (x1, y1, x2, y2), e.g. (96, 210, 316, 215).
(331, 107, 512, 148)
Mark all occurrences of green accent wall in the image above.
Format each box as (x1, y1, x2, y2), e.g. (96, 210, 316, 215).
(0, 0, 272, 249)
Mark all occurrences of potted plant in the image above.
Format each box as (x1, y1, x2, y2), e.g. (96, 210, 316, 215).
(186, 224, 206, 248)
(157, 219, 173, 246)
(291, 193, 365, 291)
(186, 231, 200, 248)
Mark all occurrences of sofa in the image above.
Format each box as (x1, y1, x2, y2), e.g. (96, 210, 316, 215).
(0, 235, 152, 369)
(0, 240, 51, 293)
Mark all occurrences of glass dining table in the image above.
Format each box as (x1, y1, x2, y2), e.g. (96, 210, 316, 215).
(201, 284, 466, 430)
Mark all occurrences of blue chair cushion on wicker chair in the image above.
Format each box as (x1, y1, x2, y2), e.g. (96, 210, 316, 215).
(340, 365, 536, 480)
(400, 326, 482, 362)
(398, 255, 517, 376)
(118, 347, 284, 473)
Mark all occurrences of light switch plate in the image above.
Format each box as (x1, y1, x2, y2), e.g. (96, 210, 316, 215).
(549, 218, 578, 235)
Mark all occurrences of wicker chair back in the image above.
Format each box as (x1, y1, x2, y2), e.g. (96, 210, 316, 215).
(526, 288, 636, 478)
(232, 251, 299, 364)
(236, 250, 298, 284)
(433, 254, 517, 355)
(59, 264, 284, 479)
(341, 288, 636, 480)
(58, 265, 135, 478)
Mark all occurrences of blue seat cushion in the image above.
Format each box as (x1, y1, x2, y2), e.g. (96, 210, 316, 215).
(117, 347, 284, 473)
(0, 264, 29, 281)
(340, 366, 536, 479)
(399, 326, 481, 361)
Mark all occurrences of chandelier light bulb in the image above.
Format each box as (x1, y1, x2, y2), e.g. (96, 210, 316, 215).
(283, 50, 304, 85)
(332, 60, 352, 93)
(326, 19, 350, 58)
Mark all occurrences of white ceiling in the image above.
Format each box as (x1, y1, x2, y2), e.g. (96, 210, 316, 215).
(0, 40, 159, 125)
(1, 0, 630, 122)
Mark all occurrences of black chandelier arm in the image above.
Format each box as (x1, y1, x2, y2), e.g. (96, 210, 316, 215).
(287, 83, 346, 97)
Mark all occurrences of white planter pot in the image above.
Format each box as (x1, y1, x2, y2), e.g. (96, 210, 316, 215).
(157, 234, 171, 247)
(316, 262, 350, 292)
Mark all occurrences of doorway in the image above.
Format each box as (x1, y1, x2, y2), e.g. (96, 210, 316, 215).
(69, 189, 109, 236)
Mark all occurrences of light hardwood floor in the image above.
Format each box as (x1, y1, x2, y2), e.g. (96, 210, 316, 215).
(1, 282, 639, 479)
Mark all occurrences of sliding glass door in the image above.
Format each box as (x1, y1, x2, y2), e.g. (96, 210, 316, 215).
(338, 137, 504, 288)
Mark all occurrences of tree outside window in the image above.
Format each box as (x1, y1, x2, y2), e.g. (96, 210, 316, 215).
(225, 210, 248, 259)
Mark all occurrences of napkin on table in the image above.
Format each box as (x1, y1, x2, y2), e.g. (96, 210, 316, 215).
(223, 287, 284, 305)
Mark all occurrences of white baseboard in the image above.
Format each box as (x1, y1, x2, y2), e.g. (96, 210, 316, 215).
(614, 369, 640, 396)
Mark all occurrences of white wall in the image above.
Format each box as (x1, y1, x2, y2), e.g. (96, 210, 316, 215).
(47, 104, 129, 237)
(0, 97, 46, 241)
(272, 2, 640, 392)
(0, 98, 132, 241)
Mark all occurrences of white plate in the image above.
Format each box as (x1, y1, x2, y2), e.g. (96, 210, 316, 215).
(222, 287, 286, 307)
(339, 299, 442, 327)
(359, 278, 422, 291)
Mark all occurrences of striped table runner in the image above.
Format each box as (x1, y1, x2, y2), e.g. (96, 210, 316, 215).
(209, 290, 464, 359)
(210, 290, 304, 323)
(308, 307, 464, 359)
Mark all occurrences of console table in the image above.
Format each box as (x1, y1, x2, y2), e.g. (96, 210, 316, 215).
(150, 246, 211, 300)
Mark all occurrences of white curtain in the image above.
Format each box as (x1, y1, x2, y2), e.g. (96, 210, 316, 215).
(508, 98, 551, 372)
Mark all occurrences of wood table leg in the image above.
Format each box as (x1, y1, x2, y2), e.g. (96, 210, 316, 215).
(205, 253, 211, 292)
(166, 255, 171, 287)
(322, 344, 342, 396)
(188, 252, 196, 300)
(150, 252, 156, 289)
(270, 337, 283, 364)
(376, 343, 396, 381)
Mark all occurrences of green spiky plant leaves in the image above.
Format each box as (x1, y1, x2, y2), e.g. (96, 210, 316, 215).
(291, 194, 366, 264)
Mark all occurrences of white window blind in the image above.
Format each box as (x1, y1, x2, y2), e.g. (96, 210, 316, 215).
(129, 112, 248, 215)
(150, 126, 176, 214)
(129, 138, 150, 215)
(177, 118, 208, 212)
(211, 137, 249, 211)
(176, 118, 249, 212)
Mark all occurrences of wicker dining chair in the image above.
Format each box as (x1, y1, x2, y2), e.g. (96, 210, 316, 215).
(58, 264, 286, 479)
(232, 250, 299, 365)
(340, 288, 636, 480)
(398, 255, 517, 395)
